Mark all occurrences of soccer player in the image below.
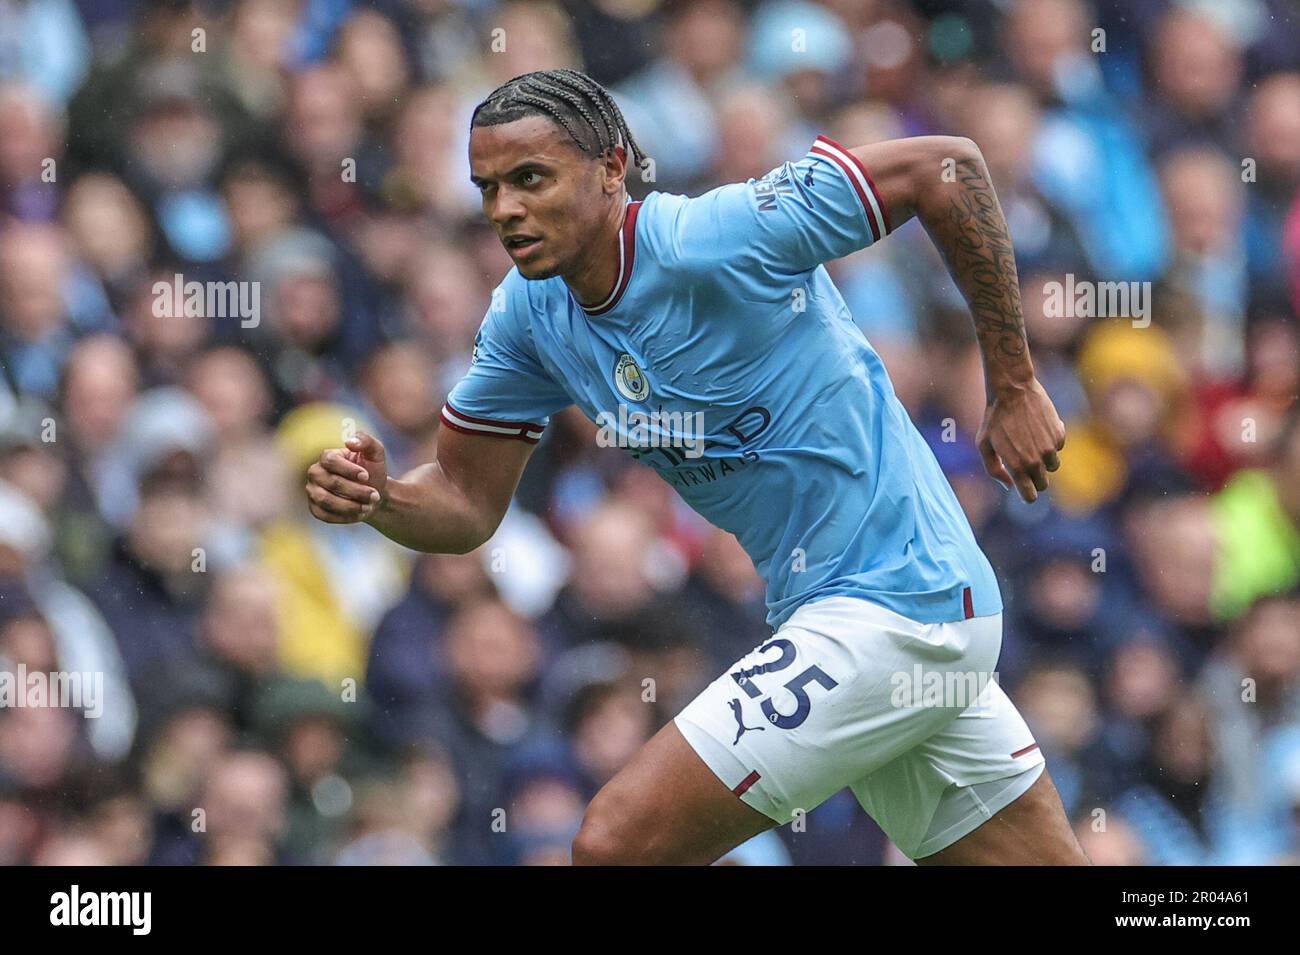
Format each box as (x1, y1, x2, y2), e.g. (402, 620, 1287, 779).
(306, 69, 1087, 865)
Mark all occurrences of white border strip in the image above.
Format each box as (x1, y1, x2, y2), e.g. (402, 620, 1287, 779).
(442, 404, 544, 441)
(583, 205, 629, 313)
(811, 137, 888, 241)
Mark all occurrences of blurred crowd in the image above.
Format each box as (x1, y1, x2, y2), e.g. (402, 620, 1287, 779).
(1, 0, 1299, 866)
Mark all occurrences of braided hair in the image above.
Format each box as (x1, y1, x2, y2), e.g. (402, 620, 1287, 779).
(471, 69, 650, 175)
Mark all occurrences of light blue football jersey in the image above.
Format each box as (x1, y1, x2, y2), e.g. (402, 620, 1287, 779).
(444, 136, 1002, 628)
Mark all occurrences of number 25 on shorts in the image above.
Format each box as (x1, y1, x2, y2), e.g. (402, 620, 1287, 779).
(730, 638, 839, 730)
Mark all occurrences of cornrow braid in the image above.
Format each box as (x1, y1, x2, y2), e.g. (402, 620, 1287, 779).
(471, 69, 650, 174)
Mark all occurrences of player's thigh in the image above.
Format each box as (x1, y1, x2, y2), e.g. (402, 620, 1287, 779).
(853, 677, 1086, 864)
(916, 769, 1089, 865)
(572, 596, 946, 866)
(672, 599, 992, 839)
(571, 720, 774, 866)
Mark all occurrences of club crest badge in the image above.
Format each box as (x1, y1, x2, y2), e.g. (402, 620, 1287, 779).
(613, 352, 650, 402)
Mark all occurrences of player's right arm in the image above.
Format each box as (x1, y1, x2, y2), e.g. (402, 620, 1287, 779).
(305, 426, 533, 554)
(306, 270, 569, 551)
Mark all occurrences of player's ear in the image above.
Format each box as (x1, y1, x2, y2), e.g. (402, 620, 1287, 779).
(600, 144, 627, 195)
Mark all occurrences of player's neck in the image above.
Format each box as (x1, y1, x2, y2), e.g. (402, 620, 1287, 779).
(565, 195, 630, 309)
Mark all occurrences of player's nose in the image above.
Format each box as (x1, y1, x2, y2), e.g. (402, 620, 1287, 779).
(489, 189, 527, 226)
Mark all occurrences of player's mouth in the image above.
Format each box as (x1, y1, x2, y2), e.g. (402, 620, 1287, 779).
(503, 234, 543, 259)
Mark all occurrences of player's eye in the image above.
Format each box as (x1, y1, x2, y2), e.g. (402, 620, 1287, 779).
(519, 171, 542, 187)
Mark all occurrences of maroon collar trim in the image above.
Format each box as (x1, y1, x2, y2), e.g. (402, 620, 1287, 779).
(578, 200, 641, 316)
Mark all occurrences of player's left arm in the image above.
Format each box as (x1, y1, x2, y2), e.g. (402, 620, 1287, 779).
(849, 135, 1066, 503)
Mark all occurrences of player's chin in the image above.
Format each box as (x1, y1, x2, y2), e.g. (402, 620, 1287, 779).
(514, 258, 562, 280)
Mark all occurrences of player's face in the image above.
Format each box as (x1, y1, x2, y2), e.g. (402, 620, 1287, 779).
(469, 116, 617, 280)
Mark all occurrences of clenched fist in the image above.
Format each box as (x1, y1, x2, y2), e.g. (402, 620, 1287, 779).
(305, 431, 389, 524)
(976, 378, 1066, 504)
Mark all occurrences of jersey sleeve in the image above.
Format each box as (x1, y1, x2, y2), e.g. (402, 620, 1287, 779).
(672, 135, 891, 277)
(442, 276, 571, 445)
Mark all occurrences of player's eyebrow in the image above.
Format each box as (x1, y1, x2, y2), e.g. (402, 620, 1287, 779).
(470, 161, 553, 187)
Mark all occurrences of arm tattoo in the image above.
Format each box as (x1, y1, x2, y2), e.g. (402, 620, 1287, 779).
(943, 159, 1027, 369)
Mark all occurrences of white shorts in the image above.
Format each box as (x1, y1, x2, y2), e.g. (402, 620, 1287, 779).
(675, 596, 1046, 860)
